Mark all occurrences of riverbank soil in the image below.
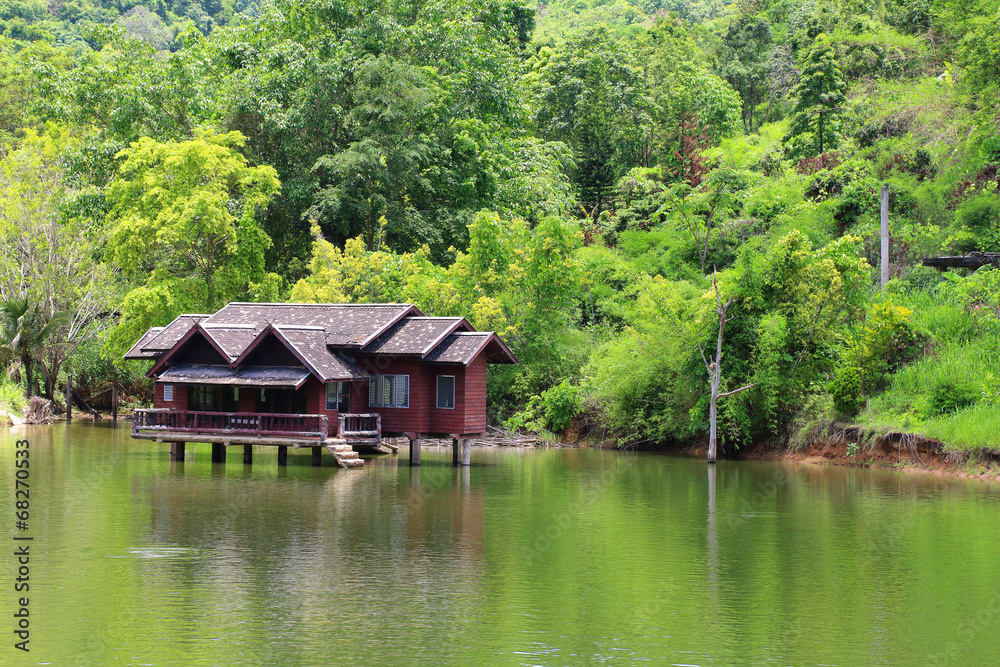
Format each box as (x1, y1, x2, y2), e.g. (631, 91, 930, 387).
(738, 422, 1000, 481)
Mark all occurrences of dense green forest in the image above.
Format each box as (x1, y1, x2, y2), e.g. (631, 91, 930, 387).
(2, 0, 1000, 459)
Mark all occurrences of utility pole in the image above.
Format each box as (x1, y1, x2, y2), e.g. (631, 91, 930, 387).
(881, 183, 889, 288)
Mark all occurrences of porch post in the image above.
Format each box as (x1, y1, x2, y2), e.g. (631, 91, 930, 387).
(312, 446, 323, 467)
(409, 437, 421, 466)
(212, 443, 226, 463)
(461, 438, 472, 466)
(278, 445, 288, 466)
(452, 437, 460, 466)
(169, 442, 185, 461)
(243, 444, 253, 465)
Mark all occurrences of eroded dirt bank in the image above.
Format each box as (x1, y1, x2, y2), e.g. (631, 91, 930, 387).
(737, 422, 1000, 481)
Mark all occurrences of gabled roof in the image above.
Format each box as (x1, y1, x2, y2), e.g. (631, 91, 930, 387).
(424, 332, 518, 365)
(123, 327, 165, 360)
(201, 324, 259, 360)
(204, 303, 421, 347)
(147, 323, 231, 377)
(274, 326, 368, 381)
(233, 324, 368, 382)
(127, 302, 518, 377)
(141, 314, 210, 352)
(361, 317, 471, 356)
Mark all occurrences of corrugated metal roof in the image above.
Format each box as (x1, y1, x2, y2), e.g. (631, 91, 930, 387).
(276, 326, 369, 381)
(205, 303, 417, 346)
(143, 314, 210, 351)
(158, 364, 311, 387)
(124, 327, 165, 360)
(361, 317, 467, 356)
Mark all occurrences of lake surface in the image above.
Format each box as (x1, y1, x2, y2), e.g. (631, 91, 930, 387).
(2, 422, 999, 666)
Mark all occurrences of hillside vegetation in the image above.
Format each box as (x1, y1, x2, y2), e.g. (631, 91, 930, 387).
(2, 0, 1000, 459)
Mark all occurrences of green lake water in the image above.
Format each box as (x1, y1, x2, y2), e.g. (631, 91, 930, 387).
(2, 422, 999, 666)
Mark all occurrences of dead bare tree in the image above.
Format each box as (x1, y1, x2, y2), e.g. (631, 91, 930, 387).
(698, 268, 754, 463)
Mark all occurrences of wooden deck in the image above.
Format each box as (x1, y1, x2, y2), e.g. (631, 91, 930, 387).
(132, 409, 381, 468)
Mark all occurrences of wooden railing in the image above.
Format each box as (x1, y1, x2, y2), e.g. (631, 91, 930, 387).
(132, 409, 328, 440)
(338, 413, 381, 439)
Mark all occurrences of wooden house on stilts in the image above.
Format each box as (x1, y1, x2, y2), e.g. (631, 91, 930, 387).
(126, 303, 517, 468)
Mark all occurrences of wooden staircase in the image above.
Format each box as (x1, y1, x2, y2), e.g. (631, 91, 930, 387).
(326, 442, 365, 468)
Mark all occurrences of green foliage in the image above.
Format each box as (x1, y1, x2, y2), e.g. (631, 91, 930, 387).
(842, 301, 927, 391)
(786, 36, 847, 158)
(505, 379, 582, 433)
(104, 131, 281, 358)
(0, 371, 26, 415)
(952, 194, 1000, 252)
(534, 27, 647, 219)
(830, 366, 864, 416)
(927, 377, 979, 416)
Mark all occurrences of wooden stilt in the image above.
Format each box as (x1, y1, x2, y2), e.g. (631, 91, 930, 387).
(278, 445, 288, 466)
(243, 444, 252, 464)
(409, 437, 421, 466)
(66, 378, 72, 421)
(312, 446, 322, 467)
(111, 377, 118, 422)
(211, 442, 226, 463)
(452, 437, 460, 466)
(461, 438, 471, 466)
(169, 442, 185, 461)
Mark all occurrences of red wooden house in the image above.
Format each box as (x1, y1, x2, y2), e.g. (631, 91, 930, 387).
(126, 303, 517, 467)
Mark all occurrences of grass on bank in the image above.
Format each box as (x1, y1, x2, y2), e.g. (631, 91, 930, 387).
(860, 298, 1000, 456)
(0, 374, 26, 417)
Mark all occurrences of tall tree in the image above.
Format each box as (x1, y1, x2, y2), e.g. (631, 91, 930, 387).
(718, 15, 773, 133)
(0, 127, 117, 399)
(786, 36, 846, 157)
(105, 131, 281, 331)
(535, 27, 648, 220)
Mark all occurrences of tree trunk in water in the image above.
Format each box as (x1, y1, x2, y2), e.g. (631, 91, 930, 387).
(708, 365, 719, 464)
(66, 377, 72, 421)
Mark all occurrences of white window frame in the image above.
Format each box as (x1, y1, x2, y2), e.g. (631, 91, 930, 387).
(436, 375, 455, 409)
(163, 384, 174, 402)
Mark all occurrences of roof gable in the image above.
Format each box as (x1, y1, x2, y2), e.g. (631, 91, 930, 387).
(234, 324, 368, 382)
(123, 326, 165, 360)
(424, 332, 518, 365)
(142, 314, 210, 352)
(361, 317, 472, 356)
(205, 303, 421, 347)
(147, 324, 231, 377)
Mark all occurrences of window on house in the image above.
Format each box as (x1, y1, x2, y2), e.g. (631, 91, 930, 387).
(163, 384, 174, 402)
(369, 375, 409, 408)
(437, 375, 455, 409)
(326, 382, 351, 412)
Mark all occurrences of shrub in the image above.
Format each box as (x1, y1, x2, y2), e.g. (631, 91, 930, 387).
(953, 194, 1000, 252)
(927, 377, 979, 416)
(830, 366, 864, 416)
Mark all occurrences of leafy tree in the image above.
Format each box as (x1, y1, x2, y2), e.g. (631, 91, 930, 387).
(786, 36, 846, 157)
(309, 55, 441, 251)
(105, 131, 281, 343)
(718, 15, 773, 133)
(535, 27, 648, 220)
(0, 297, 67, 398)
(642, 18, 741, 173)
(0, 127, 117, 398)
